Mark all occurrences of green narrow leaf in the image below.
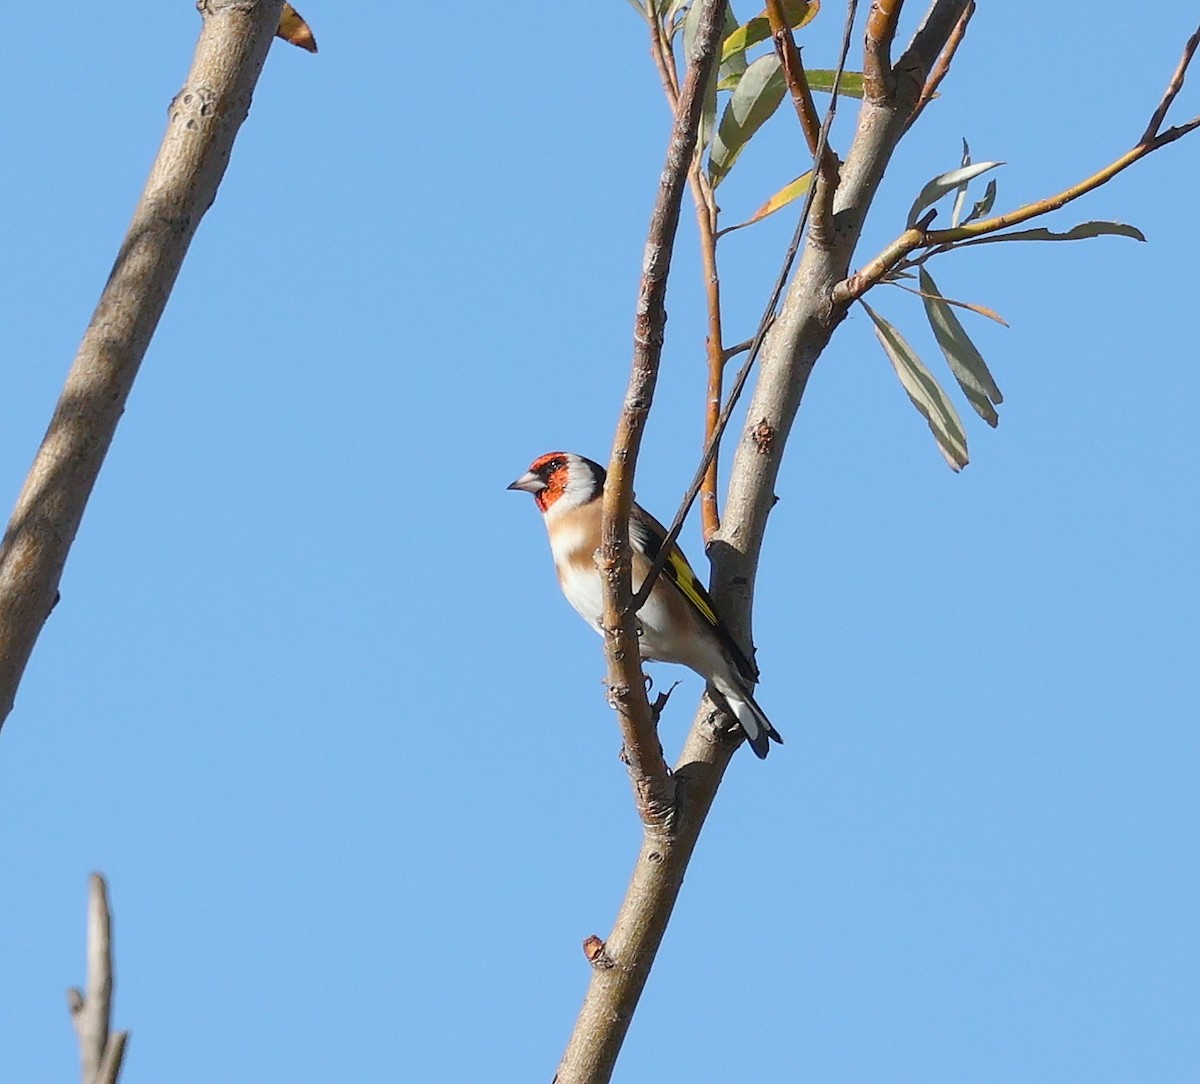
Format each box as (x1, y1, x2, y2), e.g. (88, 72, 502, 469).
(907, 160, 1003, 228)
(957, 221, 1147, 246)
(717, 171, 813, 235)
(861, 300, 969, 471)
(961, 178, 997, 225)
(721, 0, 818, 61)
(805, 69, 865, 97)
(950, 139, 971, 228)
(717, 5, 749, 90)
(708, 53, 786, 187)
(918, 268, 1004, 428)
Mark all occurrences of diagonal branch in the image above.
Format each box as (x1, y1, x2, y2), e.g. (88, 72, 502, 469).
(0, 0, 286, 733)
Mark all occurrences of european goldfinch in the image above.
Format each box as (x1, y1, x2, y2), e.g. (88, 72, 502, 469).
(508, 452, 782, 758)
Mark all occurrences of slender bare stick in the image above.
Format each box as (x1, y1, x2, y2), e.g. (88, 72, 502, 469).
(1141, 24, 1200, 143)
(0, 0, 285, 732)
(765, 0, 841, 211)
(647, 6, 727, 542)
(68, 874, 129, 1084)
(597, 0, 728, 832)
(695, 187, 727, 543)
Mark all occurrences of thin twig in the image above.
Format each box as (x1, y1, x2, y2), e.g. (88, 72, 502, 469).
(696, 187, 726, 542)
(903, 0, 973, 132)
(631, 0, 860, 616)
(863, 0, 906, 100)
(837, 22, 1200, 305)
(68, 874, 129, 1084)
(0, 0, 286, 733)
(646, 5, 725, 539)
(765, 0, 840, 208)
(599, 0, 728, 830)
(647, 3, 682, 109)
(722, 337, 754, 361)
(1141, 24, 1200, 144)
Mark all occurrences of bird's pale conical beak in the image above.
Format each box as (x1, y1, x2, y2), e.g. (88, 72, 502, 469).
(507, 471, 545, 494)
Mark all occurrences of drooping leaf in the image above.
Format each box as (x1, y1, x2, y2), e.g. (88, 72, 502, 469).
(918, 268, 1004, 428)
(862, 300, 969, 470)
(962, 178, 997, 225)
(718, 5, 750, 90)
(721, 0, 819, 62)
(708, 53, 787, 187)
(950, 139, 971, 228)
(957, 221, 1147, 246)
(805, 70, 865, 97)
(276, 3, 318, 52)
(907, 160, 1003, 228)
(717, 171, 813, 235)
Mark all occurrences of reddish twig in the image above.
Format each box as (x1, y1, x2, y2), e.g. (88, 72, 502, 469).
(598, 0, 728, 830)
(863, 0, 906, 100)
(765, 0, 840, 200)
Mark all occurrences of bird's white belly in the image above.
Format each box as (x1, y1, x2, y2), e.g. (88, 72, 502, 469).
(550, 541, 713, 676)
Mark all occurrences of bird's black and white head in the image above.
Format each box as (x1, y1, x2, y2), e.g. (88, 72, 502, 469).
(507, 452, 606, 520)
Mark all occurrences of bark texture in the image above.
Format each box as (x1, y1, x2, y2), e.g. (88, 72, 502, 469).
(0, 0, 285, 730)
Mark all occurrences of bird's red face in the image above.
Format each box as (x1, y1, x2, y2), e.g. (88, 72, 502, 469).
(507, 452, 605, 515)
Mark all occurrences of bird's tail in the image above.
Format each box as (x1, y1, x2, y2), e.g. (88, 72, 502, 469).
(711, 676, 783, 759)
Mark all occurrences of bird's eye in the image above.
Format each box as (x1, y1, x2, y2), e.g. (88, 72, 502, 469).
(547, 457, 565, 473)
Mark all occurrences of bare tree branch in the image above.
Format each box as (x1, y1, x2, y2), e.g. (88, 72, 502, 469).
(1141, 23, 1200, 144)
(0, 0, 286, 733)
(599, 0, 729, 831)
(67, 874, 128, 1084)
(556, 4, 730, 1081)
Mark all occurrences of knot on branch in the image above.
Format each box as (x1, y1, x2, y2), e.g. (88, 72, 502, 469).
(582, 935, 616, 970)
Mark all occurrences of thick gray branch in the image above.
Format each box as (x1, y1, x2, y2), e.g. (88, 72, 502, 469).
(0, 0, 285, 731)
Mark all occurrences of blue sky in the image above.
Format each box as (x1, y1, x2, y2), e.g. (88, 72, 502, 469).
(2, 3, 1198, 1081)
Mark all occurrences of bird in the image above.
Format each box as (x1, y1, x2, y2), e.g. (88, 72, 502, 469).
(508, 451, 782, 758)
